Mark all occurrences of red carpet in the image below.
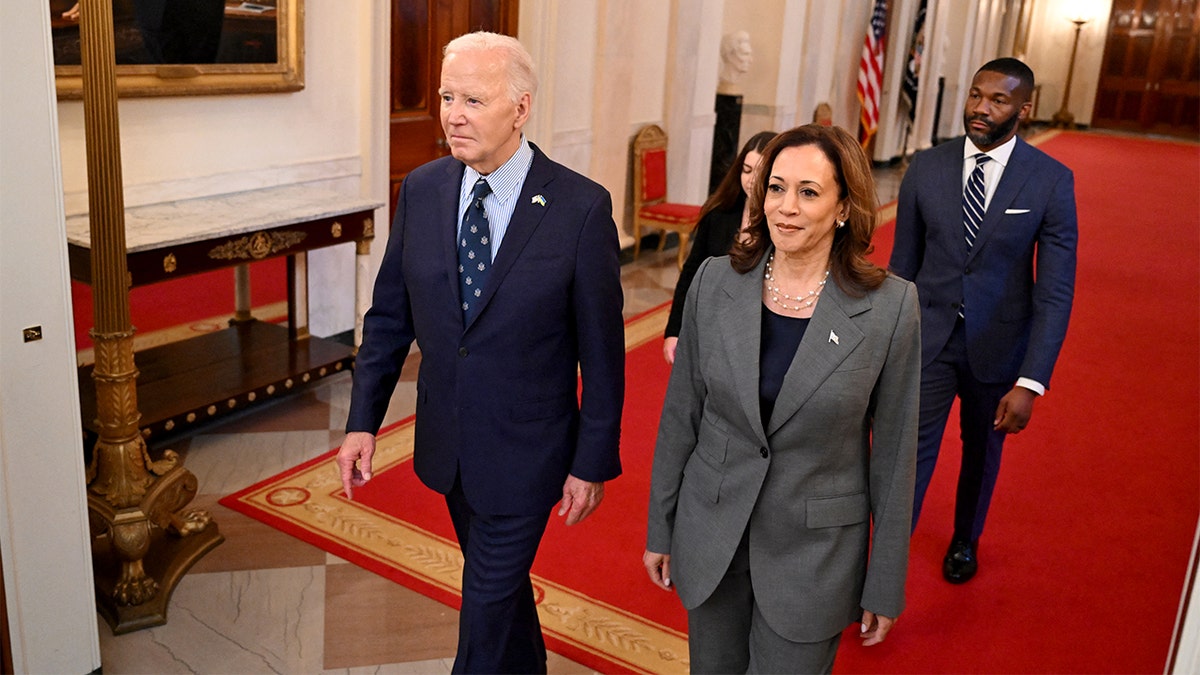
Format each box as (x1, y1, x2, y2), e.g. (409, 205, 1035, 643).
(837, 130, 1200, 674)
(223, 305, 690, 673)
(223, 131, 1198, 673)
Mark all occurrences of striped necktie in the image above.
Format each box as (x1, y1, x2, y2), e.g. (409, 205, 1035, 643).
(458, 178, 492, 322)
(963, 153, 991, 250)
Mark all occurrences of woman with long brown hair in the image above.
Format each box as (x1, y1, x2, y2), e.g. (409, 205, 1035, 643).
(644, 124, 920, 673)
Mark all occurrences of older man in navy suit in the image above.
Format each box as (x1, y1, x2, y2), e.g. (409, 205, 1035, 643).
(336, 32, 624, 673)
(890, 58, 1076, 584)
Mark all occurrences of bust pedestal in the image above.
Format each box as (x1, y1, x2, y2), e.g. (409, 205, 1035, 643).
(710, 93, 744, 194)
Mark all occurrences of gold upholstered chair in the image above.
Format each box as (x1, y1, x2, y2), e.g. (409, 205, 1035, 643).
(631, 124, 702, 269)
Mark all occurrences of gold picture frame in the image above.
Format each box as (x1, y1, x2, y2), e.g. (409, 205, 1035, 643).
(53, 0, 304, 99)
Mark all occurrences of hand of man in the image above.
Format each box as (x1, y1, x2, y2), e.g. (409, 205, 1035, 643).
(994, 385, 1037, 433)
(336, 431, 377, 499)
(859, 610, 896, 646)
(662, 337, 679, 364)
(643, 550, 673, 591)
(557, 475, 604, 525)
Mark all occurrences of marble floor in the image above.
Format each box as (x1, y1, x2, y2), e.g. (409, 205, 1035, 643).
(95, 164, 905, 674)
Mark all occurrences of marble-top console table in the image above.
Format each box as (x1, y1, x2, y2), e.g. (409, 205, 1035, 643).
(67, 184, 385, 445)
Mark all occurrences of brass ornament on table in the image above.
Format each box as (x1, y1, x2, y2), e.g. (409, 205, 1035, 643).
(208, 230, 307, 260)
(76, 0, 222, 634)
(331, 221, 343, 238)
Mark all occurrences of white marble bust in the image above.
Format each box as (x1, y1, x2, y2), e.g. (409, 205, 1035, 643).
(717, 30, 753, 95)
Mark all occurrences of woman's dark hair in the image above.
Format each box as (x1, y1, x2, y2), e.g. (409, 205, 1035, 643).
(700, 131, 777, 220)
(730, 124, 887, 296)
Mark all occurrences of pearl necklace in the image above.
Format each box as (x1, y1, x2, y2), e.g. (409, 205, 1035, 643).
(764, 252, 829, 311)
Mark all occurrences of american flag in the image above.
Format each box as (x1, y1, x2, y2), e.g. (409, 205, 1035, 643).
(857, 0, 888, 147)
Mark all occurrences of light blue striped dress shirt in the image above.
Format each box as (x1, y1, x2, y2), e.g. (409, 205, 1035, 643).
(457, 137, 534, 263)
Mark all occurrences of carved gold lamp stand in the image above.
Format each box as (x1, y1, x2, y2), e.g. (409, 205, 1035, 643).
(77, 0, 223, 634)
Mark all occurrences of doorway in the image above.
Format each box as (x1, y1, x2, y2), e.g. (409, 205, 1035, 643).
(388, 0, 519, 218)
(1092, 0, 1200, 138)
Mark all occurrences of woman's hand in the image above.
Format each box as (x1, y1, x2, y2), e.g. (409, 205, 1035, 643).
(643, 550, 673, 591)
(662, 337, 679, 364)
(859, 610, 896, 646)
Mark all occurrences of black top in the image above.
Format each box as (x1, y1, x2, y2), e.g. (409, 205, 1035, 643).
(759, 304, 810, 428)
(664, 203, 744, 338)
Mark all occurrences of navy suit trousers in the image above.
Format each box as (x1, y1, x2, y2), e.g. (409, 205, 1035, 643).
(445, 476, 551, 674)
(912, 318, 1012, 542)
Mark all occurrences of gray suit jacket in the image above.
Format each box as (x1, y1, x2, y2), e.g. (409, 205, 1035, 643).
(646, 253, 921, 642)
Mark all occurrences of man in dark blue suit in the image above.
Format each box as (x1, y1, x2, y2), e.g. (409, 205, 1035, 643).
(336, 32, 624, 673)
(889, 58, 1076, 584)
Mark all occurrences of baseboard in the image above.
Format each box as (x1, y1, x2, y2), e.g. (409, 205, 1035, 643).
(619, 232, 681, 265)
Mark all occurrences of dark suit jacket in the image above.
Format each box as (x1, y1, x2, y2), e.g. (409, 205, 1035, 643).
(347, 144, 625, 516)
(889, 136, 1077, 385)
(648, 255, 921, 642)
(665, 203, 742, 338)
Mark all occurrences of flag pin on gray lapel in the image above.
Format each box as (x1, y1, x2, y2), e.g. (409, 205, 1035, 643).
(828, 330, 839, 345)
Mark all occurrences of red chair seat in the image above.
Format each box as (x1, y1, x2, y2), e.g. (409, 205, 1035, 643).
(639, 202, 702, 225)
(632, 124, 702, 268)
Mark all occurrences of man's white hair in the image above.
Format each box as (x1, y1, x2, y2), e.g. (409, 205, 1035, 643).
(444, 31, 538, 104)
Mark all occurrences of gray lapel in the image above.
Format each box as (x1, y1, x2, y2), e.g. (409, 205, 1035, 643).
(766, 280, 868, 436)
(717, 255, 769, 448)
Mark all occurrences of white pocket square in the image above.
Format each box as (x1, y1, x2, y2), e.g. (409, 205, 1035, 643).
(1004, 208, 1030, 214)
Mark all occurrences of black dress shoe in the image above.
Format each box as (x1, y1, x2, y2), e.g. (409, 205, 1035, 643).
(942, 539, 978, 583)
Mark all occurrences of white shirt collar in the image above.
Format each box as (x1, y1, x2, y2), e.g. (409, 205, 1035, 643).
(964, 134, 1017, 168)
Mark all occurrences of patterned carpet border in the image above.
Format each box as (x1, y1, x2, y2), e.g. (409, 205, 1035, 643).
(222, 304, 689, 675)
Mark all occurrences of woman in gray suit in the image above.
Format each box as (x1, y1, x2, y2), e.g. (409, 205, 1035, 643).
(644, 124, 921, 674)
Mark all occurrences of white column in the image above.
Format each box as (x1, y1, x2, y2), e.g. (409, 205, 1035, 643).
(874, 0, 921, 162)
(518, 0, 559, 151)
(355, 240, 371, 347)
(665, 0, 723, 205)
(796, 0, 845, 129)
(290, 253, 310, 339)
(589, 0, 639, 247)
(234, 264, 252, 321)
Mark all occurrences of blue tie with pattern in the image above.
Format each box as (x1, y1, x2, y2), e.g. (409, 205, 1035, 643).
(963, 153, 991, 250)
(459, 178, 492, 322)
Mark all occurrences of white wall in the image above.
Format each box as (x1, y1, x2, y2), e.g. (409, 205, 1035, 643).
(722, 0, 783, 135)
(529, 0, 598, 174)
(1022, 0, 1112, 125)
(665, 0, 724, 206)
(0, 2, 102, 673)
(55, 0, 390, 339)
(931, 0, 974, 142)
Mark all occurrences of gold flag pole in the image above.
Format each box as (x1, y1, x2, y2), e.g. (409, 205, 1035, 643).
(77, 0, 223, 633)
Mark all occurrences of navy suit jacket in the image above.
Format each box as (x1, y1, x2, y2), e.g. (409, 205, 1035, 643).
(347, 144, 625, 515)
(889, 136, 1077, 386)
